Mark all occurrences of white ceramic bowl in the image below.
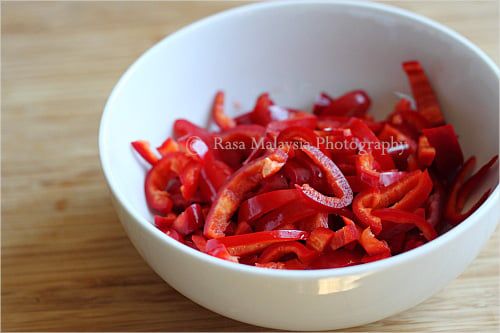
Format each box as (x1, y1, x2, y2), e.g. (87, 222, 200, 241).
(99, 1, 499, 330)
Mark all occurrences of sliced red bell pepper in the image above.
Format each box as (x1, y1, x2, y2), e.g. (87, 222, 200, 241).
(372, 208, 438, 241)
(417, 135, 436, 167)
(212, 91, 236, 130)
(306, 227, 335, 253)
(348, 117, 395, 170)
(145, 152, 201, 215)
(359, 227, 391, 257)
(173, 119, 212, 145)
(445, 156, 497, 225)
(154, 213, 177, 229)
(251, 200, 318, 231)
(254, 172, 289, 195)
(330, 217, 362, 251)
(298, 212, 329, 233)
(352, 170, 432, 234)
(266, 112, 317, 133)
(308, 249, 363, 269)
(156, 138, 180, 157)
(257, 241, 318, 265)
(191, 234, 207, 252)
(205, 230, 308, 257)
(131, 140, 160, 165)
(159, 226, 184, 243)
(249, 93, 274, 126)
(238, 189, 302, 223)
(199, 159, 233, 203)
(204, 149, 288, 238)
(205, 243, 239, 263)
(402, 60, 445, 126)
(234, 221, 253, 235)
(317, 90, 371, 117)
(295, 144, 353, 210)
(170, 203, 204, 236)
(456, 155, 498, 211)
(422, 124, 464, 178)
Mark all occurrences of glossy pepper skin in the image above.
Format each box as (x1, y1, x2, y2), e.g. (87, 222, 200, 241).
(204, 149, 288, 239)
(133, 60, 496, 270)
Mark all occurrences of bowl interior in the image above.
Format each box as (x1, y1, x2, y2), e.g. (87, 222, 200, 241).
(100, 1, 499, 233)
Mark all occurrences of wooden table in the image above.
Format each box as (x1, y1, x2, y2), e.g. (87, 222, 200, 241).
(2, 1, 498, 331)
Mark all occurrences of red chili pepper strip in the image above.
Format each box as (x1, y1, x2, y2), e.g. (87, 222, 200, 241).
(238, 189, 302, 223)
(131, 140, 159, 165)
(206, 230, 308, 257)
(372, 208, 438, 241)
(359, 227, 391, 256)
(422, 124, 464, 178)
(257, 241, 318, 265)
(170, 203, 204, 236)
(251, 200, 318, 231)
(145, 152, 199, 215)
(295, 144, 353, 210)
(456, 155, 498, 211)
(204, 149, 288, 238)
(402, 61, 445, 126)
(445, 156, 496, 225)
(353, 170, 430, 234)
(212, 91, 236, 130)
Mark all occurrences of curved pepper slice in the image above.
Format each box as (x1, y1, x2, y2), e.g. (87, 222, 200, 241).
(238, 189, 302, 223)
(402, 60, 445, 126)
(445, 156, 497, 225)
(212, 91, 236, 130)
(131, 140, 159, 165)
(205, 230, 308, 257)
(145, 152, 201, 215)
(295, 144, 353, 211)
(372, 208, 438, 241)
(204, 149, 288, 238)
(359, 227, 391, 257)
(251, 200, 318, 231)
(315, 90, 371, 117)
(330, 217, 362, 251)
(352, 169, 432, 234)
(257, 241, 318, 265)
(171, 203, 204, 236)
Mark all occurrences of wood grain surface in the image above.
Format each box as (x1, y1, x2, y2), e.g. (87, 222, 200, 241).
(2, 1, 499, 331)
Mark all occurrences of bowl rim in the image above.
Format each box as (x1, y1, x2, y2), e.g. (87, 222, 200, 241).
(99, 0, 500, 279)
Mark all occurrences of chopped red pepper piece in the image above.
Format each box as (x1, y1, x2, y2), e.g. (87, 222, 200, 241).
(205, 243, 239, 263)
(359, 227, 391, 257)
(206, 230, 308, 257)
(306, 227, 335, 253)
(251, 200, 318, 231)
(212, 91, 236, 130)
(145, 152, 201, 215)
(330, 217, 362, 251)
(402, 61, 445, 126)
(315, 90, 371, 117)
(156, 138, 180, 157)
(204, 149, 288, 238)
(298, 212, 329, 233)
(422, 124, 464, 178)
(131, 140, 160, 165)
(417, 135, 436, 167)
(170, 203, 204, 236)
(308, 249, 363, 269)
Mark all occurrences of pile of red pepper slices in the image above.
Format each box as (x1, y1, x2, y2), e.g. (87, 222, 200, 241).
(132, 60, 498, 270)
